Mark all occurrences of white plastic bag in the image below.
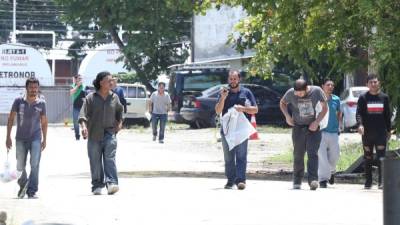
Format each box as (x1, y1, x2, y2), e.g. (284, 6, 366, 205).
(315, 101, 329, 130)
(0, 151, 21, 183)
(221, 107, 256, 151)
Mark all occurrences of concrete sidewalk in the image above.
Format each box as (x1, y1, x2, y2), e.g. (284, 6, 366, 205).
(1, 177, 382, 225)
(0, 127, 380, 225)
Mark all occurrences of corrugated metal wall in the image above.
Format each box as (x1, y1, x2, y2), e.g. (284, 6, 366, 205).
(0, 86, 72, 125)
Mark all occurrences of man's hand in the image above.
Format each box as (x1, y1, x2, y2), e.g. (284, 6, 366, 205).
(234, 104, 246, 113)
(358, 126, 364, 135)
(220, 88, 229, 99)
(285, 116, 294, 126)
(82, 127, 88, 139)
(309, 121, 319, 132)
(387, 131, 392, 141)
(6, 137, 12, 150)
(41, 140, 46, 151)
(115, 121, 123, 133)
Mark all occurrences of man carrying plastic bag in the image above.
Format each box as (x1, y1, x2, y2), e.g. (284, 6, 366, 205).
(5, 78, 48, 199)
(215, 70, 258, 190)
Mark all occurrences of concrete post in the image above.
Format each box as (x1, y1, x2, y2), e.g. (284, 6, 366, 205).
(383, 158, 400, 225)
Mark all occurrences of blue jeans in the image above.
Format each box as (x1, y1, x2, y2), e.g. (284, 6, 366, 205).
(151, 113, 167, 141)
(87, 132, 118, 191)
(221, 133, 248, 184)
(72, 107, 81, 139)
(16, 140, 42, 196)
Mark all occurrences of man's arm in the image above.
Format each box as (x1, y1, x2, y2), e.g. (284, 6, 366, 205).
(356, 96, 366, 135)
(215, 89, 228, 115)
(40, 115, 48, 151)
(79, 98, 89, 139)
(280, 99, 294, 126)
(6, 111, 16, 150)
(384, 95, 392, 133)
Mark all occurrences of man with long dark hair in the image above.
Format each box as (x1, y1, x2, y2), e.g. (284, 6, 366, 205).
(6, 77, 48, 199)
(79, 71, 123, 195)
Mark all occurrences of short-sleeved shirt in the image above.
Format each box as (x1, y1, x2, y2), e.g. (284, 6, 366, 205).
(71, 83, 86, 109)
(323, 94, 341, 133)
(150, 91, 171, 114)
(218, 86, 257, 119)
(11, 97, 46, 141)
(282, 86, 327, 125)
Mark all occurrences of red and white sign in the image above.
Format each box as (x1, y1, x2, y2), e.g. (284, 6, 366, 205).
(0, 43, 53, 86)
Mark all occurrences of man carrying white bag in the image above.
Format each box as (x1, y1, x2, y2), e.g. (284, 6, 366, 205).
(215, 70, 258, 190)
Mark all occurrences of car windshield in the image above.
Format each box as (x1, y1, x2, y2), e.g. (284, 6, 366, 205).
(352, 90, 367, 98)
(183, 73, 225, 92)
(201, 84, 225, 97)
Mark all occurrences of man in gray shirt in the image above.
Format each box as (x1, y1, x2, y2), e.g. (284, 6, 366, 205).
(6, 78, 48, 199)
(280, 79, 328, 190)
(79, 71, 123, 195)
(149, 82, 171, 143)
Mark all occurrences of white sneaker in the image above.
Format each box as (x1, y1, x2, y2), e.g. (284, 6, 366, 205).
(107, 184, 119, 195)
(92, 187, 102, 195)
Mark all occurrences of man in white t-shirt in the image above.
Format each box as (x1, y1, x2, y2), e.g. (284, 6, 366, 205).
(149, 82, 171, 143)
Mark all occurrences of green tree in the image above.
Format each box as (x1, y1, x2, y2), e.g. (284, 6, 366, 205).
(197, 0, 400, 129)
(57, 0, 193, 88)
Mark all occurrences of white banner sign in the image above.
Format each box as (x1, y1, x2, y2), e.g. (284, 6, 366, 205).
(78, 43, 129, 86)
(0, 87, 25, 113)
(0, 43, 53, 86)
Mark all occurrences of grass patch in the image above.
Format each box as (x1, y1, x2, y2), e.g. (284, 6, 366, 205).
(268, 139, 400, 172)
(257, 125, 291, 134)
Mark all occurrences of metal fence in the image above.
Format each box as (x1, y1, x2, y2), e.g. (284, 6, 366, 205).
(0, 86, 72, 125)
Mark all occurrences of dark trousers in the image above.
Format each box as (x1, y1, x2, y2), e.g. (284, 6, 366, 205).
(362, 132, 388, 184)
(292, 125, 321, 184)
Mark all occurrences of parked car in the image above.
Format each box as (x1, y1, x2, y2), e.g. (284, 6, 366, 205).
(180, 84, 285, 128)
(167, 63, 235, 123)
(340, 86, 369, 131)
(119, 83, 151, 127)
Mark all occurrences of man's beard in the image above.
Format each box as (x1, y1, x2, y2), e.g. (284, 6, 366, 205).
(229, 83, 239, 89)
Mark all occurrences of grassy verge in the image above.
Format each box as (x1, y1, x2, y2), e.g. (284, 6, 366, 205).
(256, 125, 291, 134)
(268, 139, 400, 172)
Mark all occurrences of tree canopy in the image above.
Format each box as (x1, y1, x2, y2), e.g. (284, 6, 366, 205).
(197, 0, 400, 129)
(57, 0, 193, 87)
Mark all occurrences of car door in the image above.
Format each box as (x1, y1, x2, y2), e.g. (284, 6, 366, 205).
(249, 85, 283, 124)
(134, 86, 149, 117)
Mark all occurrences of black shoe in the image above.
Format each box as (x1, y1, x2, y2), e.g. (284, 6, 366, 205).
(378, 183, 383, 190)
(18, 180, 29, 199)
(27, 193, 38, 199)
(224, 182, 234, 189)
(75, 136, 80, 140)
(329, 175, 335, 185)
(159, 140, 164, 144)
(319, 181, 328, 188)
(364, 180, 372, 189)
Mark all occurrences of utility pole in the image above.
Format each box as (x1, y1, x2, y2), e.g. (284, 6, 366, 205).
(11, 0, 17, 43)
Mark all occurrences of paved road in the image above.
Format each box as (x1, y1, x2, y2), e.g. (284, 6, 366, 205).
(0, 126, 381, 225)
